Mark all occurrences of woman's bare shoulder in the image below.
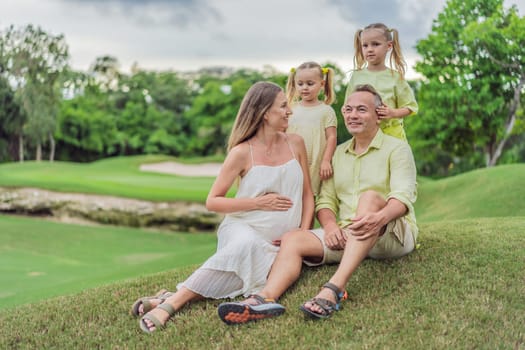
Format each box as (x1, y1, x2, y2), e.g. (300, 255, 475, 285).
(285, 132, 306, 146)
(224, 141, 252, 172)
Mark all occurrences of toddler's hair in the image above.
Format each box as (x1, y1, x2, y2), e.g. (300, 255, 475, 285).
(353, 23, 407, 80)
(286, 61, 335, 105)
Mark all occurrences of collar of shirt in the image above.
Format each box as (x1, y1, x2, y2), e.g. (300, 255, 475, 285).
(344, 129, 385, 156)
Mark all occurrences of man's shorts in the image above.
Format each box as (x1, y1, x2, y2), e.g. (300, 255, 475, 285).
(304, 217, 415, 266)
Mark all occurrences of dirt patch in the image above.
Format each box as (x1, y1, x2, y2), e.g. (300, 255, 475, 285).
(139, 161, 222, 177)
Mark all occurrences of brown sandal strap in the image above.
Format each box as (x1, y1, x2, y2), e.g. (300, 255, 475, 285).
(322, 282, 347, 303)
(157, 302, 176, 317)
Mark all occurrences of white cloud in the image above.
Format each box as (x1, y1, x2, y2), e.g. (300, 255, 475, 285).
(0, 0, 523, 80)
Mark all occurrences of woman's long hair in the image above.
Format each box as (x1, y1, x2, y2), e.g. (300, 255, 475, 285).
(227, 81, 282, 152)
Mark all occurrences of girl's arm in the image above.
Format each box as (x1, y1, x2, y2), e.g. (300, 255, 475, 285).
(290, 134, 314, 230)
(320, 126, 337, 180)
(377, 78, 418, 120)
(376, 105, 412, 119)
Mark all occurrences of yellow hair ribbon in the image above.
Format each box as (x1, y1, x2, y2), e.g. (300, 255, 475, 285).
(322, 67, 329, 74)
(290, 67, 296, 73)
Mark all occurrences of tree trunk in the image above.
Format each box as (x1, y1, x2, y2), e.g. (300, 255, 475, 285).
(486, 73, 524, 167)
(18, 134, 24, 163)
(49, 132, 55, 162)
(36, 142, 42, 162)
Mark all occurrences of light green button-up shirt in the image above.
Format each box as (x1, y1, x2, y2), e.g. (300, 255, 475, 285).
(315, 129, 418, 241)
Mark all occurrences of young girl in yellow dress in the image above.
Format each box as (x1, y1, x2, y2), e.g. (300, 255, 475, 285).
(286, 62, 337, 199)
(346, 23, 418, 141)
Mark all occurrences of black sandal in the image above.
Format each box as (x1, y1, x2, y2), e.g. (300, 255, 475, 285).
(218, 294, 285, 325)
(299, 282, 348, 319)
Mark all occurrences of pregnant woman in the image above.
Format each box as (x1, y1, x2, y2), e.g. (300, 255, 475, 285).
(131, 81, 314, 333)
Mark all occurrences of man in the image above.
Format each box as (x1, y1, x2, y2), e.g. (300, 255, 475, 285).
(218, 84, 418, 323)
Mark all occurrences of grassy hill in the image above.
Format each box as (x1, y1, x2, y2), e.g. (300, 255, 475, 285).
(415, 164, 525, 222)
(1, 217, 523, 349)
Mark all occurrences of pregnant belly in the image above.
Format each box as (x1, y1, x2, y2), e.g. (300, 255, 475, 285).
(225, 210, 299, 241)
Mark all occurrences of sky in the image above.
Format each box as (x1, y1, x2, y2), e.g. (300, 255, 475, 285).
(1, 0, 524, 80)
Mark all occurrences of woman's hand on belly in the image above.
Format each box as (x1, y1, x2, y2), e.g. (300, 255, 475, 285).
(255, 192, 293, 211)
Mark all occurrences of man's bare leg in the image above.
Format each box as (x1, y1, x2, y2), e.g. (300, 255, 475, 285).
(302, 191, 387, 314)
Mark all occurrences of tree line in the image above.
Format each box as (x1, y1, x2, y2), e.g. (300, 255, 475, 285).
(0, 0, 523, 177)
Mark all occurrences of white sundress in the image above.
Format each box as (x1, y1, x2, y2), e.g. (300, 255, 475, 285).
(178, 139, 303, 298)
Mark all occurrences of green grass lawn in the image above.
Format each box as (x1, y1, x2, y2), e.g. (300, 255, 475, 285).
(0, 217, 523, 349)
(0, 155, 224, 202)
(0, 215, 216, 310)
(1, 159, 524, 348)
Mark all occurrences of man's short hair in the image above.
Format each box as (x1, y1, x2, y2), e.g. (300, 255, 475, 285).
(352, 84, 383, 108)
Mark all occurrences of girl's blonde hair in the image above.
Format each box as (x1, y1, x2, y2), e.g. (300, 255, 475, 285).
(285, 61, 335, 105)
(353, 23, 407, 80)
(227, 81, 282, 152)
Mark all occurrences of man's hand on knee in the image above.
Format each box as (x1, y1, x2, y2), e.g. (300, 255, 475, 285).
(348, 213, 387, 241)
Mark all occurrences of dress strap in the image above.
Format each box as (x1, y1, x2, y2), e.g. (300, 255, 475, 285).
(248, 141, 256, 166)
(284, 134, 296, 159)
